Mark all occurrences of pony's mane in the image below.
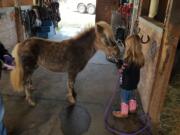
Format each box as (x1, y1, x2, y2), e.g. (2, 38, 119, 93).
(74, 25, 95, 40)
(28, 25, 96, 44)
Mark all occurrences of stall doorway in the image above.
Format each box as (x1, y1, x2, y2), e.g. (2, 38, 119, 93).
(57, 0, 96, 38)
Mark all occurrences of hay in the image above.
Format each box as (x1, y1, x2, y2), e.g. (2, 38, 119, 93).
(160, 73, 180, 135)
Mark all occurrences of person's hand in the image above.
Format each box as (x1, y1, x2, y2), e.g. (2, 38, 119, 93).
(3, 63, 15, 70)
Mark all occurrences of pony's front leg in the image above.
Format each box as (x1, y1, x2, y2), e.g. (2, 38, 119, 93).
(24, 78, 36, 106)
(67, 73, 77, 105)
(25, 88, 36, 106)
(29, 79, 35, 91)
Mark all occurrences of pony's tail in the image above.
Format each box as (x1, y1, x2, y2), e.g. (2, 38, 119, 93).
(10, 43, 24, 92)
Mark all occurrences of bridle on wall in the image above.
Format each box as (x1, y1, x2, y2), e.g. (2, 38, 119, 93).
(132, 20, 150, 44)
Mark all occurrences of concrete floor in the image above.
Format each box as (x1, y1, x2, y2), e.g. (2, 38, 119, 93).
(0, 26, 150, 135)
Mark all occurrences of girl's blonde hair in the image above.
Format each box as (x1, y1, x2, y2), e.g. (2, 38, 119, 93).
(124, 35, 145, 67)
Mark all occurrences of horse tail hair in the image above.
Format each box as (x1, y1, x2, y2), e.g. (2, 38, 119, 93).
(10, 43, 24, 92)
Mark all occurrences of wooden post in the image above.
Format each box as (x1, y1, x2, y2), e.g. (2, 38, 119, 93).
(130, 0, 140, 35)
(148, 0, 180, 132)
(14, 0, 25, 42)
(149, 26, 179, 134)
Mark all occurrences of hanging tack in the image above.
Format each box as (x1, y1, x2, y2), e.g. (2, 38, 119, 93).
(141, 34, 150, 44)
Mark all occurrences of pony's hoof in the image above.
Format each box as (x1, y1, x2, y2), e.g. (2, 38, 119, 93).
(30, 87, 35, 91)
(29, 100, 36, 106)
(26, 98, 36, 106)
(67, 94, 76, 105)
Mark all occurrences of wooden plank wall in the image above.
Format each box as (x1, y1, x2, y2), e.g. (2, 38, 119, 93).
(138, 0, 180, 130)
(14, 7, 26, 42)
(0, 0, 14, 7)
(0, 8, 17, 48)
(0, 0, 33, 7)
(138, 17, 164, 113)
(0, 0, 32, 47)
(148, 0, 180, 125)
(96, 0, 119, 23)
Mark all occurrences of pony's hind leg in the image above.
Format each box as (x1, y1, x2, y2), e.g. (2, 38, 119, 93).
(21, 54, 38, 106)
(29, 79, 35, 91)
(24, 76, 36, 106)
(67, 72, 78, 105)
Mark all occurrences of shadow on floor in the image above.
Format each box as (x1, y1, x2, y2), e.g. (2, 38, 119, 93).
(60, 104, 91, 135)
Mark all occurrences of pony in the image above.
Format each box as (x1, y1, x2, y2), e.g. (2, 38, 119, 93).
(10, 21, 121, 106)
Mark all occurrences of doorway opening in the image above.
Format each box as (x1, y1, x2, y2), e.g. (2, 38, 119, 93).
(55, 0, 96, 39)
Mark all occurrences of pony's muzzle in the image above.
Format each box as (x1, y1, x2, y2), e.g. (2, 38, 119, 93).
(106, 55, 120, 63)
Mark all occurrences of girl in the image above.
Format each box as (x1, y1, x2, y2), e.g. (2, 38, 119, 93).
(113, 34, 145, 118)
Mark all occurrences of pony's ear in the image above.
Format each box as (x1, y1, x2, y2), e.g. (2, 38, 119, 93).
(96, 24, 104, 33)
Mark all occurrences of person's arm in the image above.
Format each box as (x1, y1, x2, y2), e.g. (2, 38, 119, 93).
(0, 42, 12, 57)
(0, 60, 2, 79)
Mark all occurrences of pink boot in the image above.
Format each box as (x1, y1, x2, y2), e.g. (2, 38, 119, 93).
(112, 103, 128, 118)
(129, 99, 137, 113)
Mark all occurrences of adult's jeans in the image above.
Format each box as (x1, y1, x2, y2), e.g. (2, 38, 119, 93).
(0, 97, 7, 135)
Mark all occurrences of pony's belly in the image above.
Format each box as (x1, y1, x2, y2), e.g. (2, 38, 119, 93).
(39, 62, 67, 72)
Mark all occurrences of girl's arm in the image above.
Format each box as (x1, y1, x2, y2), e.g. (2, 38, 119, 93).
(118, 61, 128, 73)
(116, 59, 123, 69)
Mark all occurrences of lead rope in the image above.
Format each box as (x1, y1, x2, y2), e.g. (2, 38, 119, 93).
(104, 71, 152, 135)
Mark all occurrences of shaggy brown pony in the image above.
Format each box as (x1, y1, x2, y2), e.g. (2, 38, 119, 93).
(10, 21, 120, 106)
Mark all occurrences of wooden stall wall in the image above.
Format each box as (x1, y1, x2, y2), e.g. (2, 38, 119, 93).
(137, 0, 180, 128)
(0, 0, 33, 7)
(19, 0, 33, 5)
(0, 8, 17, 48)
(96, 0, 119, 23)
(0, 0, 14, 7)
(148, 0, 180, 124)
(0, 0, 33, 47)
(138, 17, 164, 113)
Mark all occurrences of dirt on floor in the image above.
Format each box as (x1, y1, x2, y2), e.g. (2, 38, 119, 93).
(160, 72, 180, 135)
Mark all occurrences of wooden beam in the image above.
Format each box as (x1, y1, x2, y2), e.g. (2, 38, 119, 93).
(148, 0, 180, 130)
(148, 25, 179, 133)
(137, 0, 180, 133)
(138, 17, 164, 113)
(15, 7, 25, 42)
(149, 0, 180, 123)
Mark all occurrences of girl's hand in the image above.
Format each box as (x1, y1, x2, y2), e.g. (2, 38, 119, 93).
(118, 69, 123, 74)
